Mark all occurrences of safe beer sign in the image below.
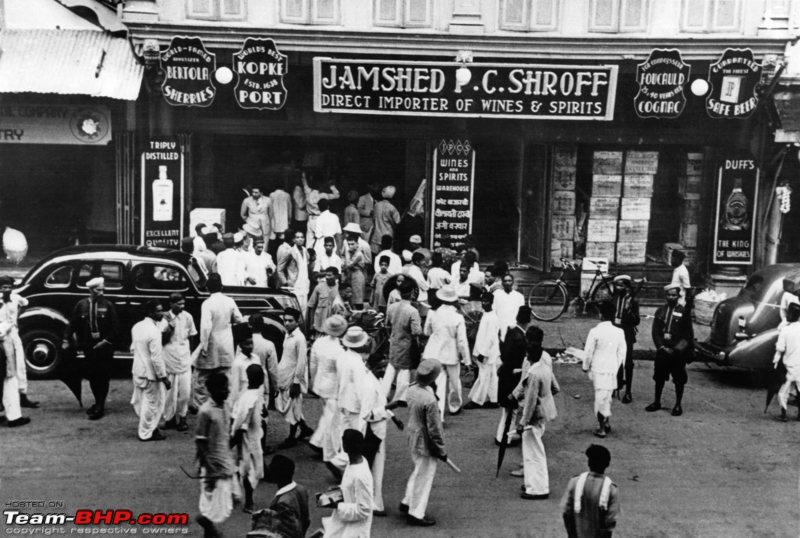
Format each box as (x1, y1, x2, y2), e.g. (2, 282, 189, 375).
(706, 48, 762, 119)
(160, 36, 217, 107)
(233, 38, 288, 110)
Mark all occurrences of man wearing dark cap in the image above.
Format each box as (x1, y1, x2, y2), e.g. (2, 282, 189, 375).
(560, 444, 619, 538)
(400, 359, 447, 527)
(64, 276, 119, 420)
(646, 283, 694, 416)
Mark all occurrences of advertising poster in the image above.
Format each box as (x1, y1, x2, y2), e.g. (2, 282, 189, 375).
(160, 36, 217, 107)
(713, 158, 759, 264)
(232, 38, 288, 110)
(706, 48, 762, 119)
(141, 137, 184, 248)
(634, 48, 691, 119)
(430, 139, 475, 250)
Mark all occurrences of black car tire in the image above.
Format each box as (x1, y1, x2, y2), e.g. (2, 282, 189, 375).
(22, 329, 62, 378)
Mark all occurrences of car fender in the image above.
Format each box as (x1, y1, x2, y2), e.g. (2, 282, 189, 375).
(727, 328, 779, 370)
(19, 307, 70, 333)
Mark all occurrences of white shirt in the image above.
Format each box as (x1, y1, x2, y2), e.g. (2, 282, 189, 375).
(472, 310, 501, 362)
(192, 235, 207, 253)
(450, 260, 481, 283)
(246, 251, 275, 287)
(131, 318, 166, 382)
(337, 349, 367, 415)
(402, 264, 429, 291)
(776, 322, 800, 379)
(269, 189, 292, 234)
(216, 248, 247, 287)
(671, 263, 691, 303)
(780, 292, 799, 324)
(583, 321, 626, 390)
(373, 249, 402, 275)
(323, 459, 374, 538)
(292, 185, 307, 221)
(427, 267, 451, 289)
(161, 310, 197, 374)
(314, 251, 343, 274)
(313, 210, 342, 242)
(310, 335, 344, 400)
(422, 304, 471, 366)
(493, 288, 525, 339)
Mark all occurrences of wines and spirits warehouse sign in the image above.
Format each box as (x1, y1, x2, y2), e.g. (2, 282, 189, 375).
(430, 139, 475, 251)
(314, 58, 618, 120)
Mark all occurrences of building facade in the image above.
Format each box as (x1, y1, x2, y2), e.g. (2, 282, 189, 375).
(120, 0, 796, 283)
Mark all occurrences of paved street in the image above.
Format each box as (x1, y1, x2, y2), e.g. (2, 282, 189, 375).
(2, 352, 797, 537)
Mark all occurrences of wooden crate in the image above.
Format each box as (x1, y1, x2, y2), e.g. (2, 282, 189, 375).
(618, 219, 649, 242)
(592, 151, 623, 174)
(552, 216, 575, 240)
(550, 239, 574, 260)
(621, 198, 652, 220)
(589, 197, 620, 218)
(686, 152, 704, 176)
(616, 241, 647, 265)
(551, 191, 576, 214)
(679, 174, 702, 196)
(586, 241, 616, 260)
(623, 174, 655, 198)
(553, 170, 576, 191)
(680, 223, 698, 247)
(587, 219, 618, 242)
(592, 175, 623, 197)
(554, 146, 577, 167)
(625, 151, 659, 174)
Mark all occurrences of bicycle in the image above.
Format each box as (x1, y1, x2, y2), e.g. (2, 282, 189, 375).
(526, 257, 619, 322)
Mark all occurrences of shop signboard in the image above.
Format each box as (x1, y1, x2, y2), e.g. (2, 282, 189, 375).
(232, 38, 288, 110)
(314, 58, 618, 120)
(0, 103, 111, 145)
(141, 137, 184, 248)
(160, 36, 217, 107)
(706, 48, 762, 119)
(713, 158, 759, 265)
(634, 49, 691, 119)
(430, 139, 475, 251)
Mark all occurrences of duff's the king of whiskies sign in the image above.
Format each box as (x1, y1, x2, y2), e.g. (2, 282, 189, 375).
(314, 58, 618, 120)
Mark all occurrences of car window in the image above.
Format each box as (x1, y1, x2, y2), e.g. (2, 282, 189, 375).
(44, 265, 72, 289)
(76, 262, 125, 290)
(133, 264, 189, 292)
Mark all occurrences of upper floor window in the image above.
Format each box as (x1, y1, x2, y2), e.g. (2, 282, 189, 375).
(281, 0, 340, 25)
(187, 0, 246, 20)
(588, 0, 647, 33)
(681, 0, 741, 32)
(374, 0, 432, 28)
(499, 0, 559, 31)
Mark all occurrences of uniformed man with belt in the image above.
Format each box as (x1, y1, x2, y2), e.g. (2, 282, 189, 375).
(646, 283, 693, 417)
(611, 275, 640, 404)
(63, 277, 119, 420)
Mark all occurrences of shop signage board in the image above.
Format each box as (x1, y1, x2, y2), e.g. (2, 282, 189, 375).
(430, 139, 475, 250)
(141, 137, 184, 248)
(713, 158, 759, 264)
(634, 49, 691, 119)
(706, 48, 762, 119)
(313, 58, 618, 120)
(0, 103, 111, 145)
(232, 38, 288, 110)
(160, 36, 217, 107)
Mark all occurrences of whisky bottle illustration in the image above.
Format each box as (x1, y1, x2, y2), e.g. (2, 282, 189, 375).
(152, 165, 173, 222)
(722, 176, 749, 231)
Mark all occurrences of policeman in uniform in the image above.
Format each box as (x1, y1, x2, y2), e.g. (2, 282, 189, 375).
(63, 277, 119, 420)
(611, 275, 640, 404)
(646, 283, 693, 417)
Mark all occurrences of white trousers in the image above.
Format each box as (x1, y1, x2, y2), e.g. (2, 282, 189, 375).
(381, 364, 410, 403)
(131, 380, 166, 440)
(163, 371, 192, 421)
(778, 378, 800, 410)
(495, 407, 521, 443)
(330, 411, 365, 470)
(522, 422, 549, 495)
(11, 333, 27, 393)
(306, 216, 318, 248)
(372, 436, 386, 512)
(310, 398, 342, 462)
(435, 364, 463, 421)
(594, 388, 613, 417)
(402, 453, 438, 519)
(2, 375, 21, 421)
(469, 358, 499, 404)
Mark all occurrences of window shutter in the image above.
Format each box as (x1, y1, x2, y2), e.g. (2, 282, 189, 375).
(499, 0, 530, 30)
(187, 0, 215, 19)
(311, 0, 340, 23)
(531, 0, 558, 31)
(711, 0, 740, 30)
(374, 0, 402, 26)
(405, 0, 431, 27)
(281, 0, 308, 23)
(620, 0, 646, 31)
(220, 0, 245, 19)
(589, 0, 619, 32)
(681, 0, 710, 31)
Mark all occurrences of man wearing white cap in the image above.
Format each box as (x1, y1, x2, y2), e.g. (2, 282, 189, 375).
(309, 315, 348, 463)
(301, 173, 340, 247)
(424, 287, 471, 419)
(241, 187, 274, 251)
(64, 276, 119, 420)
(217, 232, 250, 287)
(370, 186, 401, 254)
(131, 300, 171, 441)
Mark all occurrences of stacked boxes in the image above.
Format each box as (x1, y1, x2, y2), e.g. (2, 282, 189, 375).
(550, 146, 578, 262)
(617, 151, 658, 265)
(587, 151, 623, 261)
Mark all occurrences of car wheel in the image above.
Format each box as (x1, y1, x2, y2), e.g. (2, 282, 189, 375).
(22, 329, 62, 378)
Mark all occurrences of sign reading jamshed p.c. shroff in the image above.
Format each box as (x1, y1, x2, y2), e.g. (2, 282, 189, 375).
(313, 58, 618, 120)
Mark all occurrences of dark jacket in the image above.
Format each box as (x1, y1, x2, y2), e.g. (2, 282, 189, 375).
(652, 303, 694, 357)
(612, 294, 640, 342)
(406, 383, 446, 458)
(498, 325, 527, 402)
(66, 296, 119, 350)
(265, 483, 310, 538)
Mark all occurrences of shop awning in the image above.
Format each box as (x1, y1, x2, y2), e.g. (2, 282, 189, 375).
(0, 29, 143, 100)
(774, 90, 800, 143)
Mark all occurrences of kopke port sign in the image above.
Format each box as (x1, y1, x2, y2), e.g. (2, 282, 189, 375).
(233, 38, 288, 110)
(430, 139, 475, 251)
(314, 58, 618, 120)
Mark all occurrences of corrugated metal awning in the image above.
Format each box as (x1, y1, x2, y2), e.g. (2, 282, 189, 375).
(0, 29, 143, 100)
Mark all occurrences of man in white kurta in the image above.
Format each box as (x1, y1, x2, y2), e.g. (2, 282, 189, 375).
(245, 238, 275, 288)
(0, 318, 27, 426)
(276, 309, 313, 448)
(359, 363, 393, 514)
(216, 233, 250, 287)
(313, 199, 342, 255)
(161, 293, 197, 431)
(467, 293, 502, 407)
(0, 276, 36, 408)
(774, 302, 800, 421)
(130, 301, 170, 441)
(582, 304, 627, 438)
(277, 231, 311, 311)
(493, 274, 525, 340)
(322, 429, 374, 538)
(309, 315, 348, 462)
(231, 364, 265, 512)
(229, 338, 265, 413)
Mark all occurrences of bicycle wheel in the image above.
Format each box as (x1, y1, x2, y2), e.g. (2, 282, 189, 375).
(527, 281, 568, 322)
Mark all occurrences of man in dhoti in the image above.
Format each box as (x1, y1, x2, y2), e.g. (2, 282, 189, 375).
(130, 300, 171, 442)
(0, 275, 37, 409)
(161, 293, 197, 432)
(582, 301, 626, 438)
(773, 302, 800, 421)
(561, 444, 620, 538)
(231, 364, 265, 513)
(0, 317, 29, 427)
(465, 292, 502, 409)
(308, 315, 348, 462)
(276, 308, 313, 448)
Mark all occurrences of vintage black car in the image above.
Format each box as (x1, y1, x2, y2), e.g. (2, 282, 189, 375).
(15, 245, 298, 377)
(695, 264, 800, 370)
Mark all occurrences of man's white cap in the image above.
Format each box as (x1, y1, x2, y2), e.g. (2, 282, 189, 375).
(382, 185, 396, 199)
(343, 222, 363, 235)
(664, 283, 681, 291)
(402, 249, 412, 262)
(201, 225, 215, 235)
(86, 277, 104, 289)
(233, 231, 246, 243)
(409, 235, 422, 245)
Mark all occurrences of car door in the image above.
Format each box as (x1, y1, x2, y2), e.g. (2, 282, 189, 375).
(75, 260, 131, 353)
